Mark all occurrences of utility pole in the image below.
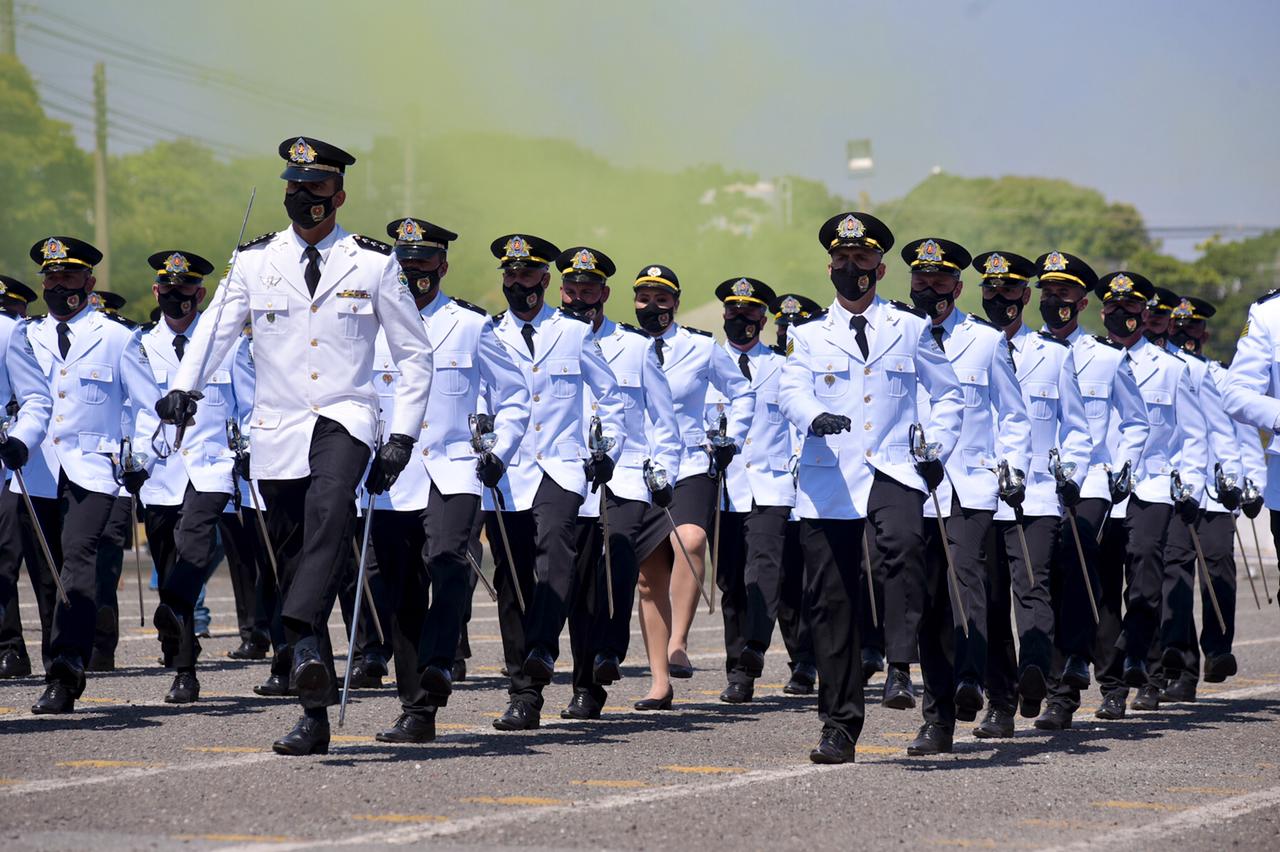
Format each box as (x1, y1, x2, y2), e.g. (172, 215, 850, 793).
(1, 0, 15, 56)
(93, 61, 109, 289)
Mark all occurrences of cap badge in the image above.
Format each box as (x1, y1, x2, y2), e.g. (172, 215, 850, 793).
(288, 138, 317, 164)
(780, 295, 800, 315)
(731, 278, 753, 297)
(647, 266, 662, 277)
(983, 253, 1010, 276)
(42, 238, 67, 261)
(1110, 274, 1134, 296)
(397, 219, 424, 242)
(164, 253, 191, 276)
(1043, 251, 1068, 272)
(505, 236, 530, 259)
(88, 292, 103, 307)
(1172, 298, 1194, 320)
(836, 215, 865, 240)
(916, 240, 944, 264)
(572, 249, 597, 271)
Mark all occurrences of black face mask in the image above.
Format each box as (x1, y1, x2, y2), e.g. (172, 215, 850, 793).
(1169, 325, 1198, 353)
(1143, 328, 1168, 347)
(561, 298, 601, 322)
(775, 321, 790, 352)
(503, 281, 543, 314)
(157, 290, 196, 320)
(724, 314, 759, 345)
(44, 285, 86, 317)
(1103, 309, 1143, 339)
(284, 187, 336, 228)
(401, 268, 441, 300)
(909, 287, 955, 320)
(830, 261, 877, 301)
(636, 303, 673, 335)
(1038, 297, 1080, 330)
(982, 293, 1025, 328)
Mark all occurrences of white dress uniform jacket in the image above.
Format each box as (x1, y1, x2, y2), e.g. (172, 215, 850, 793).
(1124, 336, 1208, 505)
(1223, 292, 1280, 507)
(372, 292, 530, 512)
(780, 296, 965, 520)
(653, 323, 755, 482)
(1181, 352, 1241, 512)
(0, 314, 53, 469)
(914, 309, 1031, 515)
(580, 317, 680, 518)
(484, 304, 625, 512)
(170, 225, 434, 480)
(704, 339, 796, 511)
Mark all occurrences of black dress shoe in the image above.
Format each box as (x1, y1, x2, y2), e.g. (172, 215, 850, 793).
(86, 650, 115, 672)
(668, 661, 694, 679)
(882, 665, 915, 710)
(784, 663, 817, 696)
(907, 722, 954, 756)
(592, 654, 621, 686)
(634, 688, 673, 711)
(954, 679, 983, 721)
(0, 649, 32, 678)
(376, 713, 436, 743)
(272, 716, 330, 755)
(1034, 704, 1073, 730)
(293, 651, 331, 703)
(228, 639, 269, 661)
(362, 653, 389, 679)
(809, 727, 856, 764)
(1061, 655, 1091, 690)
(1203, 653, 1237, 683)
(719, 682, 753, 704)
(164, 670, 200, 704)
(973, 707, 1015, 739)
(1160, 677, 1196, 703)
(31, 681, 75, 714)
(420, 664, 453, 698)
(739, 647, 765, 679)
(493, 700, 540, 730)
(1131, 684, 1161, 711)
(1160, 646, 1185, 671)
(153, 603, 184, 646)
(1122, 656, 1148, 688)
(254, 673, 293, 697)
(451, 659, 467, 682)
(1019, 696, 1042, 720)
(1095, 692, 1127, 720)
(346, 661, 384, 689)
(522, 648, 555, 683)
(561, 690, 603, 720)
(1018, 664, 1047, 702)
(861, 649, 886, 682)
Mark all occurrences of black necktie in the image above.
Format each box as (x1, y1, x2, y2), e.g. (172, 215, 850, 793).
(738, 352, 751, 380)
(849, 314, 869, 358)
(174, 333, 187, 361)
(521, 322, 536, 357)
(654, 337, 665, 366)
(931, 325, 946, 354)
(1007, 338, 1017, 364)
(303, 245, 321, 296)
(56, 322, 71, 359)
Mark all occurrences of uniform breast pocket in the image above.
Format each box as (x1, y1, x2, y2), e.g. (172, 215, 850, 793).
(338, 298, 374, 339)
(376, 368, 399, 398)
(813, 356, 850, 398)
(548, 358, 580, 399)
(435, 352, 473, 396)
(613, 371, 641, 409)
(1025, 382, 1059, 421)
(1142, 389, 1171, 426)
(760, 391, 782, 423)
(204, 370, 231, 406)
(249, 292, 288, 335)
(958, 368, 989, 409)
(77, 364, 113, 405)
(1080, 383, 1109, 420)
(884, 357, 916, 399)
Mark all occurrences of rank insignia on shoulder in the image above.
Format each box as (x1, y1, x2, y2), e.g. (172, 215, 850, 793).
(450, 298, 487, 316)
(618, 322, 646, 335)
(337, 290, 371, 299)
(1256, 289, 1280, 304)
(1093, 334, 1123, 349)
(889, 299, 926, 319)
(353, 235, 392, 254)
(1038, 331, 1069, 347)
(557, 308, 589, 322)
(238, 233, 274, 251)
(1239, 320, 1250, 338)
(137, 341, 150, 365)
(492, 311, 506, 325)
(793, 310, 826, 326)
(968, 314, 996, 328)
(770, 343, 785, 355)
(786, 338, 794, 356)
(685, 326, 713, 337)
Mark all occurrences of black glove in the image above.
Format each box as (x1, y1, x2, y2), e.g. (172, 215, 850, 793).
(1056, 478, 1081, 508)
(1217, 484, 1241, 512)
(364, 433, 415, 495)
(998, 468, 1026, 509)
(711, 442, 738, 474)
(1242, 490, 1264, 519)
(810, 413, 851, 437)
(650, 481, 674, 508)
(234, 451, 251, 481)
(155, 389, 202, 426)
(476, 452, 505, 488)
(121, 468, 148, 496)
(0, 436, 28, 470)
(586, 453, 615, 492)
(1176, 498, 1200, 526)
(917, 459, 945, 492)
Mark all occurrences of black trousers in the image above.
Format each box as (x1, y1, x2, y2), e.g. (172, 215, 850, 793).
(258, 417, 371, 710)
(801, 516, 865, 742)
(220, 508, 272, 647)
(487, 475, 583, 709)
(919, 505, 992, 727)
(860, 472, 927, 664)
(1148, 509, 1198, 688)
(1156, 511, 1236, 684)
(567, 494, 647, 702)
(986, 514, 1057, 710)
(715, 504, 792, 685)
(91, 495, 132, 658)
(339, 512, 392, 666)
(777, 520, 815, 670)
(1045, 498, 1107, 709)
(456, 511, 485, 664)
(1195, 511, 1236, 663)
(143, 486, 231, 670)
(372, 487, 480, 716)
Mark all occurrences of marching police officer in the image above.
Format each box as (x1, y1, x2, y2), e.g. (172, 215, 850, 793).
(483, 233, 625, 731)
(0, 276, 37, 319)
(780, 212, 964, 763)
(902, 240, 1032, 753)
(159, 138, 435, 754)
(558, 246, 681, 719)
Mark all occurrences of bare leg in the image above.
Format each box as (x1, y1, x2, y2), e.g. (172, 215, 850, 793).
(668, 524, 707, 669)
(638, 542, 674, 700)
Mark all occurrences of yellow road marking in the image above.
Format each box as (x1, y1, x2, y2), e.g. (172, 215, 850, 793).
(78, 697, 119, 705)
(662, 765, 745, 774)
(58, 759, 157, 769)
(857, 745, 902, 756)
(1092, 800, 1184, 811)
(881, 732, 917, 740)
(0, 779, 20, 785)
(571, 779, 651, 789)
(459, 795, 565, 806)
(472, 665, 504, 672)
(330, 735, 375, 743)
(695, 690, 723, 696)
(0, 707, 15, 715)
(757, 683, 786, 689)
(1078, 706, 1097, 714)
(173, 834, 293, 843)
(435, 723, 474, 731)
(185, 746, 265, 754)
(603, 706, 632, 713)
(1166, 786, 1248, 795)
(350, 814, 447, 823)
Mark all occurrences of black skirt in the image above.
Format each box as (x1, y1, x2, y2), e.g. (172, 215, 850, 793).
(633, 474, 720, 564)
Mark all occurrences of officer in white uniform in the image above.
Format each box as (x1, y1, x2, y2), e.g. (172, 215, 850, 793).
(1036, 256, 1150, 730)
(902, 240, 1032, 754)
(160, 138, 434, 755)
(9, 236, 161, 714)
(367, 217, 529, 745)
(482, 233, 626, 732)
(137, 250, 248, 704)
(780, 212, 964, 764)
(698, 277, 794, 704)
(558, 246, 681, 720)
(977, 250, 1092, 739)
(1088, 272, 1208, 722)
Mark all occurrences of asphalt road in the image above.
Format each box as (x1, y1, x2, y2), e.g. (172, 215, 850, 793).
(2, 565, 1279, 851)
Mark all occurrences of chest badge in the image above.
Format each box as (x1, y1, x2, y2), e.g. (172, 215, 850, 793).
(824, 374, 835, 386)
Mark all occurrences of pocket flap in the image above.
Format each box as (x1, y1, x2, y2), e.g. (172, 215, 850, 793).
(337, 297, 373, 315)
(1079, 382, 1108, 399)
(1026, 382, 1059, 399)
(885, 357, 916, 374)
(249, 293, 288, 311)
(800, 441, 838, 467)
(556, 441, 585, 461)
(79, 432, 117, 453)
(548, 358, 581, 377)
(153, 368, 168, 384)
(682, 430, 707, 448)
(1142, 389, 1172, 406)
(78, 364, 113, 382)
(816, 355, 849, 373)
(209, 369, 231, 384)
(614, 370, 641, 388)
(251, 409, 282, 429)
(760, 391, 780, 405)
(437, 352, 473, 369)
(446, 441, 474, 461)
(958, 368, 989, 385)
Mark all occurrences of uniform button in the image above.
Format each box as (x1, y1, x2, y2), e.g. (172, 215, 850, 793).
(257, 418, 264, 425)
(57, 391, 66, 399)
(310, 372, 318, 380)
(422, 449, 429, 457)
(532, 365, 539, 373)
(746, 462, 753, 469)
(311, 405, 319, 412)
(421, 421, 428, 429)
(182, 449, 189, 456)
(826, 363, 833, 370)
(59, 369, 67, 376)
(450, 359, 457, 366)
(745, 438, 752, 445)
(590, 402, 598, 411)
(52, 437, 60, 445)
(532, 394, 540, 402)
(536, 452, 544, 460)
(863, 367, 871, 375)
(422, 448, 428, 456)
(310, 339, 318, 347)
(865, 449, 872, 458)
(55, 415, 62, 423)
(311, 305, 319, 313)
(534, 423, 542, 432)
(864, 422, 872, 430)
(864, 395, 871, 403)
(967, 374, 975, 381)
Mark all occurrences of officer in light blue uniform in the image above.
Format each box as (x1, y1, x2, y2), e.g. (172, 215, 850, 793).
(1223, 287, 1280, 527)
(902, 240, 1032, 753)
(780, 212, 964, 764)
(557, 246, 681, 720)
(483, 233, 626, 732)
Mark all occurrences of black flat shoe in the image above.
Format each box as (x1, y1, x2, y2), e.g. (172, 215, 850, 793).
(739, 647, 765, 679)
(152, 603, 184, 646)
(592, 654, 621, 686)
(375, 713, 435, 744)
(907, 722, 954, 756)
(809, 727, 856, 764)
(293, 651, 331, 703)
(272, 716, 330, 755)
(522, 648, 555, 683)
(346, 661, 384, 689)
(493, 701, 540, 730)
(634, 689, 673, 711)
(254, 673, 293, 697)
(1131, 684, 1161, 711)
(1034, 705, 1073, 730)
(1203, 653, 1237, 683)
(1159, 677, 1196, 703)
(668, 662, 694, 679)
(1061, 655, 1091, 690)
(1122, 656, 1148, 688)
(1095, 692, 1127, 720)
(227, 639, 269, 661)
(420, 664, 453, 698)
(954, 679, 984, 722)
(973, 707, 1014, 739)
(882, 665, 915, 710)
(1018, 664, 1047, 703)
(31, 681, 75, 714)
(451, 659, 467, 682)
(0, 649, 32, 678)
(784, 663, 817, 696)
(164, 671, 200, 704)
(561, 691, 603, 720)
(719, 682, 753, 704)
